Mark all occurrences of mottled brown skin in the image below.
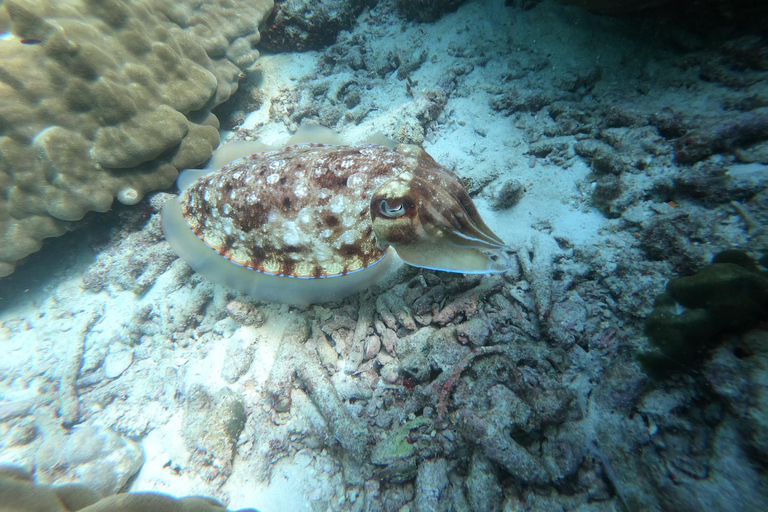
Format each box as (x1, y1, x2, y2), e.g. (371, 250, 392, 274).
(177, 140, 509, 281)
(180, 143, 414, 278)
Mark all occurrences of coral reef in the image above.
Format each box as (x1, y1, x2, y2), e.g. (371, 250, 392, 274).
(0, 465, 258, 512)
(182, 387, 246, 486)
(34, 424, 143, 496)
(0, 0, 273, 277)
(260, 0, 373, 52)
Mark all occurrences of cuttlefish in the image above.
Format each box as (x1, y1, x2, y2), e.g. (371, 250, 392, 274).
(161, 126, 511, 304)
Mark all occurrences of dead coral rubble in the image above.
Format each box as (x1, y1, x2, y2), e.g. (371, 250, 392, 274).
(8, 188, 764, 510)
(182, 387, 246, 486)
(232, 252, 648, 509)
(260, 0, 373, 52)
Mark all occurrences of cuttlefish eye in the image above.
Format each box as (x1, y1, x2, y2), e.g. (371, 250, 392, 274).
(370, 153, 512, 274)
(378, 199, 408, 218)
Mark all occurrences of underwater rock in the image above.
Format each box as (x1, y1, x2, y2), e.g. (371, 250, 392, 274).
(744, 331, 768, 462)
(346, 292, 377, 373)
(674, 108, 768, 165)
(260, 0, 372, 52)
(491, 87, 553, 115)
(363, 335, 382, 360)
(182, 386, 247, 482)
(590, 146, 629, 176)
(371, 416, 432, 482)
(703, 331, 768, 464)
(547, 293, 588, 348)
(641, 250, 768, 376)
(638, 212, 710, 274)
(57, 309, 103, 428)
(222, 328, 257, 384)
(265, 314, 372, 457)
(704, 346, 749, 410)
(82, 199, 179, 296)
(103, 343, 134, 379)
(590, 174, 623, 216)
(396, 0, 466, 22)
(433, 276, 504, 326)
(380, 362, 400, 384)
(394, 327, 434, 359)
(649, 107, 689, 139)
(458, 407, 550, 485)
(35, 425, 144, 497)
(453, 315, 491, 346)
(656, 418, 768, 511)
(400, 353, 431, 383)
(225, 301, 265, 327)
(466, 452, 503, 512)
(311, 322, 339, 372)
(489, 179, 525, 210)
(413, 458, 450, 512)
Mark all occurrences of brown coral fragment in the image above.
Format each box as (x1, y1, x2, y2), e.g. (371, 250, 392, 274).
(432, 276, 504, 326)
(265, 314, 372, 458)
(0, 0, 273, 277)
(458, 408, 551, 485)
(182, 387, 247, 484)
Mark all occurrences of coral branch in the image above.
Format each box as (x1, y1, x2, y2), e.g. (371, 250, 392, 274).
(435, 346, 506, 419)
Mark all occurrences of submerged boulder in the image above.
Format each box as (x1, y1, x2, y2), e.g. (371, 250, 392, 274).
(640, 250, 768, 376)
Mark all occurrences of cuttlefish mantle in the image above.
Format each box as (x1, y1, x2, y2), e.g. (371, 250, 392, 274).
(161, 126, 512, 304)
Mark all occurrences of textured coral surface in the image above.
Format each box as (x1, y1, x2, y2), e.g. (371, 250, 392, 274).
(0, 465, 257, 512)
(0, 0, 273, 277)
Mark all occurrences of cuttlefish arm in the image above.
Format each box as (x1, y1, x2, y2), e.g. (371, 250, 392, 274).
(370, 145, 513, 274)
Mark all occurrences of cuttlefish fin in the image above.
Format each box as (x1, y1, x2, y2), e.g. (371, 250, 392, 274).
(285, 124, 346, 146)
(177, 139, 275, 191)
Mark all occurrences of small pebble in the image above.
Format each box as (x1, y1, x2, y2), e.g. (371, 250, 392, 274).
(364, 335, 381, 360)
(380, 362, 400, 384)
(491, 179, 525, 210)
(226, 300, 265, 327)
(376, 351, 394, 366)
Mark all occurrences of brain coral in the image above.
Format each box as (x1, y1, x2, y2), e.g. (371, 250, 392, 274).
(0, 0, 273, 277)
